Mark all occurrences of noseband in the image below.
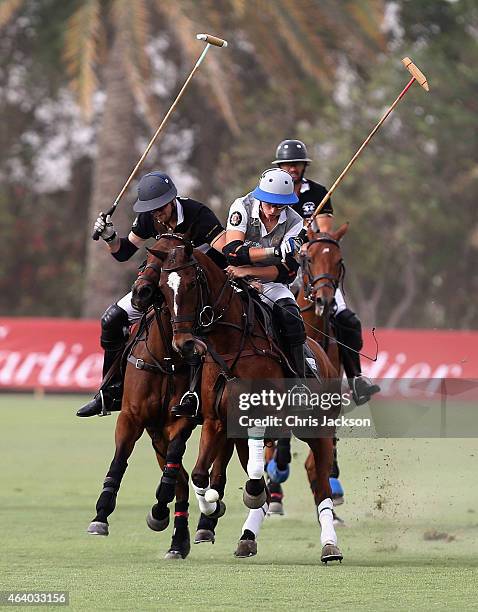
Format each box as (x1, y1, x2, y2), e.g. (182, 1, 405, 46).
(301, 235, 345, 301)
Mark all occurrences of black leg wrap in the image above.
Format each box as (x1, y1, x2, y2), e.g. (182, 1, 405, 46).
(276, 438, 291, 470)
(172, 501, 190, 540)
(95, 472, 123, 522)
(333, 309, 363, 378)
(156, 466, 180, 506)
(197, 513, 218, 532)
(330, 437, 340, 478)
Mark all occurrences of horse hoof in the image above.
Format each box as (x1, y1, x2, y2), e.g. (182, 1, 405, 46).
(194, 529, 215, 544)
(234, 539, 257, 558)
(164, 549, 184, 560)
(87, 521, 109, 536)
(146, 509, 170, 532)
(165, 539, 190, 560)
(243, 487, 267, 509)
(208, 500, 226, 519)
(321, 543, 343, 564)
(267, 501, 285, 516)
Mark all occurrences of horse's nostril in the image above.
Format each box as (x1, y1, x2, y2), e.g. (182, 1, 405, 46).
(138, 285, 153, 300)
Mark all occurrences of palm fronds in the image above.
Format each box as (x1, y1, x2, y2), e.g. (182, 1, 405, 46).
(63, 0, 102, 120)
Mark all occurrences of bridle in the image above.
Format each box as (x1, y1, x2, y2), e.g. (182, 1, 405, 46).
(301, 234, 345, 302)
(153, 235, 235, 336)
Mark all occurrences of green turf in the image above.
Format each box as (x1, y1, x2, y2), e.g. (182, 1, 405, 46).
(1, 394, 477, 611)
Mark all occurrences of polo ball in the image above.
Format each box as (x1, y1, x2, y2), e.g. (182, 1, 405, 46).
(205, 489, 219, 503)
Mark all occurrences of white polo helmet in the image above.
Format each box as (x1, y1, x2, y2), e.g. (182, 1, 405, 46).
(251, 168, 299, 206)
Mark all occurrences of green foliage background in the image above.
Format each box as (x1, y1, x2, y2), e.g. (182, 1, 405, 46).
(0, 0, 476, 327)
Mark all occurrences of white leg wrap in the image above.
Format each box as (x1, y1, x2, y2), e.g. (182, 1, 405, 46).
(318, 497, 337, 546)
(242, 503, 268, 538)
(192, 483, 216, 516)
(247, 435, 265, 480)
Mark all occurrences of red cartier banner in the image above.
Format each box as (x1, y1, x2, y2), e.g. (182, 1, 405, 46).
(0, 318, 477, 392)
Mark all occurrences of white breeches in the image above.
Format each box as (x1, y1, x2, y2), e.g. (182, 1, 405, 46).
(259, 282, 295, 306)
(116, 291, 143, 324)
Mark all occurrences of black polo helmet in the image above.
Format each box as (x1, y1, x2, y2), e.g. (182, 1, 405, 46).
(272, 139, 312, 165)
(133, 171, 177, 212)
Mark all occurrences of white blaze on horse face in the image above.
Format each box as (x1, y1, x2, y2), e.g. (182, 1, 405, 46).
(322, 247, 330, 253)
(167, 272, 181, 316)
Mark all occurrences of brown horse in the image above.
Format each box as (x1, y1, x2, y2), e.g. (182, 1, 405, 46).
(86, 266, 206, 559)
(297, 223, 349, 511)
(152, 235, 343, 562)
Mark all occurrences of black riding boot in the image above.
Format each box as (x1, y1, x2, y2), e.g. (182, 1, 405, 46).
(274, 297, 308, 373)
(170, 357, 202, 419)
(77, 304, 129, 418)
(334, 309, 380, 405)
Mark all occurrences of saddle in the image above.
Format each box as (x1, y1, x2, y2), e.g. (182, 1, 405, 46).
(236, 283, 320, 381)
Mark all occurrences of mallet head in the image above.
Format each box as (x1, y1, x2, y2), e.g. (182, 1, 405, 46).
(197, 33, 228, 48)
(402, 57, 429, 91)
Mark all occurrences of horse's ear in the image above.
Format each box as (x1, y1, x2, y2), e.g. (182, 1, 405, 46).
(146, 247, 167, 261)
(333, 222, 349, 242)
(184, 241, 193, 258)
(306, 225, 316, 241)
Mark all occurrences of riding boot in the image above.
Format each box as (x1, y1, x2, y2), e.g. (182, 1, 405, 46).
(171, 357, 202, 419)
(334, 309, 380, 406)
(287, 343, 308, 379)
(77, 304, 128, 418)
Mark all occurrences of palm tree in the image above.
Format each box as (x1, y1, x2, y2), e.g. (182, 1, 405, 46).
(1, 0, 386, 316)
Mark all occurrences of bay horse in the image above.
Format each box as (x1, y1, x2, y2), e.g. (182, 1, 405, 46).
(297, 223, 349, 514)
(151, 234, 343, 562)
(86, 258, 223, 559)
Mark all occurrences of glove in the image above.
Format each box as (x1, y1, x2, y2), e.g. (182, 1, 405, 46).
(279, 237, 298, 260)
(94, 213, 117, 242)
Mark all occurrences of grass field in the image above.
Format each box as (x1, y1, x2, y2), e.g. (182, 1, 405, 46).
(1, 394, 478, 611)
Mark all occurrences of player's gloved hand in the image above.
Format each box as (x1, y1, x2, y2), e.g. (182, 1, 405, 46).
(279, 237, 298, 260)
(94, 213, 117, 242)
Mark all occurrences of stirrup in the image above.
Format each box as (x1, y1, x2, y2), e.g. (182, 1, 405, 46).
(171, 391, 200, 418)
(98, 389, 111, 417)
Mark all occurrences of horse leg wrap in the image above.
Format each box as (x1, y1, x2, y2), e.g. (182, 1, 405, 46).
(156, 464, 180, 506)
(331, 437, 340, 479)
(318, 497, 337, 546)
(192, 483, 217, 516)
(172, 501, 190, 543)
(241, 503, 268, 539)
(197, 513, 218, 532)
(275, 438, 291, 470)
(266, 458, 290, 484)
(95, 476, 121, 521)
(247, 436, 265, 481)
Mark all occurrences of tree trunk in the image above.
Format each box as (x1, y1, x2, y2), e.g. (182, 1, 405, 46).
(82, 30, 139, 318)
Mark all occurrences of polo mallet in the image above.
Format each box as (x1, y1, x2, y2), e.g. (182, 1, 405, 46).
(307, 57, 429, 227)
(92, 33, 228, 240)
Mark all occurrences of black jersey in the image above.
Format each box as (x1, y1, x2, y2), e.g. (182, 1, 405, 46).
(292, 179, 333, 219)
(131, 197, 224, 246)
(112, 197, 225, 266)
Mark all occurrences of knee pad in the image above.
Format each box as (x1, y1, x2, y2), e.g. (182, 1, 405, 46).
(334, 308, 363, 352)
(100, 304, 129, 351)
(274, 298, 306, 345)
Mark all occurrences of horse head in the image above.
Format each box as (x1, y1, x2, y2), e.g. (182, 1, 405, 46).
(301, 222, 348, 317)
(131, 234, 185, 312)
(158, 238, 209, 359)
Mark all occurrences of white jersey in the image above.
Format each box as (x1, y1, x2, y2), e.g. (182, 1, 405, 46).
(226, 193, 303, 266)
(226, 193, 303, 304)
